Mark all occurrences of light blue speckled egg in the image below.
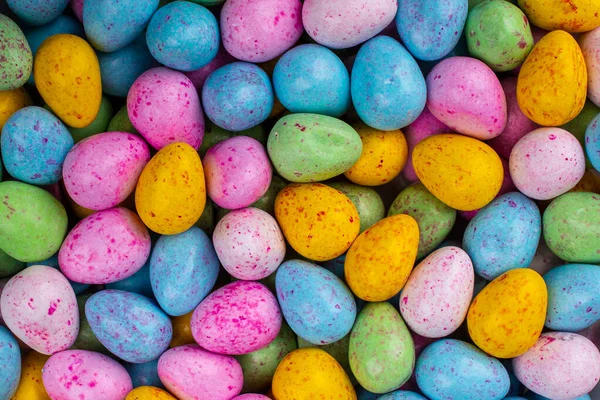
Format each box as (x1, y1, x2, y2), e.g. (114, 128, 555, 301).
(27, 255, 89, 295)
(377, 390, 428, 400)
(6, 0, 69, 26)
(124, 359, 164, 389)
(275, 259, 356, 345)
(106, 261, 153, 298)
(463, 192, 541, 280)
(585, 113, 600, 172)
(0, 326, 20, 399)
(351, 36, 427, 131)
(150, 226, 220, 316)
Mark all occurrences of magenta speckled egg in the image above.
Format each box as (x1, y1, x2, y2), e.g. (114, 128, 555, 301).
(43, 350, 133, 400)
(213, 207, 286, 280)
(158, 344, 244, 400)
(400, 247, 474, 338)
(0, 265, 78, 355)
(513, 332, 600, 400)
(127, 67, 204, 150)
(191, 280, 281, 355)
(426, 56, 507, 140)
(302, 0, 398, 49)
(62, 132, 150, 211)
(203, 136, 272, 210)
(58, 207, 151, 284)
(509, 127, 585, 200)
(220, 0, 303, 63)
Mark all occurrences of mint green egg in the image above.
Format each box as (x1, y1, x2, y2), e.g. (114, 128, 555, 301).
(0, 14, 32, 90)
(329, 181, 385, 233)
(107, 105, 139, 135)
(67, 96, 114, 142)
(298, 333, 357, 384)
(0, 248, 25, 278)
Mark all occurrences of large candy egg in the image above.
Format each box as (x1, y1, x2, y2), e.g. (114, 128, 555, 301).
(517, 0, 600, 32)
(580, 28, 600, 107)
(0, 326, 20, 399)
(6, 0, 69, 26)
(0, 14, 32, 90)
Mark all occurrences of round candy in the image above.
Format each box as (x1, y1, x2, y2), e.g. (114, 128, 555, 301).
(328, 182, 385, 233)
(10, 351, 49, 399)
(586, 113, 600, 171)
(580, 27, 600, 107)
(517, 0, 600, 32)
(0, 326, 20, 399)
(0, 14, 32, 90)
(6, 0, 69, 26)
(126, 386, 175, 400)
(0, 87, 31, 129)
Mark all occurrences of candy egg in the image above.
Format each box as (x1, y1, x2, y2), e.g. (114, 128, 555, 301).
(0, 87, 31, 129)
(580, 27, 600, 107)
(169, 312, 195, 348)
(586, 113, 600, 171)
(0, 326, 20, 399)
(126, 386, 176, 400)
(124, 359, 162, 389)
(233, 395, 270, 400)
(11, 351, 49, 400)
(71, 294, 106, 353)
(378, 391, 428, 400)
(184, 46, 236, 92)
(108, 105, 138, 134)
(65, 95, 114, 143)
(105, 261, 152, 297)
(517, 0, 600, 32)
(297, 334, 355, 384)
(28, 255, 89, 296)
(6, 0, 69, 26)
(0, 14, 32, 90)
(328, 182, 385, 233)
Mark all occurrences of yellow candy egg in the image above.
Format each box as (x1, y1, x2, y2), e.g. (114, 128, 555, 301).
(125, 386, 176, 400)
(272, 348, 356, 400)
(34, 34, 102, 128)
(170, 311, 195, 348)
(11, 351, 50, 400)
(0, 87, 31, 130)
(467, 268, 547, 358)
(345, 214, 419, 302)
(274, 183, 360, 262)
(517, 30, 587, 126)
(344, 124, 408, 186)
(518, 0, 600, 33)
(413, 134, 503, 211)
(136, 142, 206, 235)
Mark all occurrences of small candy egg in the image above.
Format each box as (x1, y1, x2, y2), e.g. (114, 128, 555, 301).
(345, 214, 419, 302)
(378, 391, 428, 400)
(126, 386, 175, 400)
(272, 348, 356, 399)
(351, 36, 427, 131)
(124, 359, 162, 389)
(65, 95, 114, 143)
(6, 0, 69, 26)
(0, 14, 32, 90)
(136, 142, 206, 234)
(169, 311, 195, 348)
(150, 227, 220, 316)
(400, 247, 474, 338)
(127, 67, 204, 150)
(11, 351, 49, 400)
(0, 87, 31, 129)
(586, 113, 600, 171)
(517, 30, 587, 126)
(42, 350, 133, 400)
(275, 183, 360, 261)
(158, 344, 243, 399)
(416, 339, 510, 400)
(0, 326, 20, 399)
(413, 133, 504, 211)
(426, 57, 507, 139)
(71, 294, 106, 353)
(467, 268, 547, 358)
(517, 0, 600, 32)
(328, 182, 385, 233)
(108, 105, 138, 134)
(513, 332, 600, 400)
(85, 289, 172, 363)
(267, 113, 362, 183)
(580, 27, 600, 107)
(233, 395, 270, 400)
(203, 136, 271, 210)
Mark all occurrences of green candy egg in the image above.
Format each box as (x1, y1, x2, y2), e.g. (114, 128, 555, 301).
(71, 294, 107, 353)
(0, 14, 32, 90)
(67, 96, 114, 143)
(329, 181, 385, 233)
(543, 192, 600, 263)
(388, 182, 456, 259)
(0, 247, 25, 278)
(349, 302, 415, 394)
(199, 122, 266, 157)
(298, 334, 357, 384)
(107, 105, 139, 135)
(267, 113, 362, 182)
(0, 181, 68, 262)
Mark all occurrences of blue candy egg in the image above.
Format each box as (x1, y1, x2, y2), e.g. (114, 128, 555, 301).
(273, 44, 350, 117)
(351, 36, 427, 131)
(85, 289, 172, 363)
(124, 359, 164, 389)
(275, 259, 356, 345)
(6, 0, 69, 26)
(202, 62, 274, 131)
(378, 390, 428, 400)
(146, 1, 219, 71)
(463, 192, 541, 280)
(150, 227, 219, 317)
(83, 0, 159, 52)
(1, 106, 73, 185)
(27, 255, 89, 295)
(585, 113, 600, 172)
(543, 263, 600, 332)
(415, 339, 510, 400)
(0, 326, 20, 399)
(106, 261, 153, 298)
(396, 0, 468, 61)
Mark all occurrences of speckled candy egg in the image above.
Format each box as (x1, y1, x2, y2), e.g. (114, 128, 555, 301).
(136, 142, 206, 235)
(232, 395, 270, 400)
(0, 326, 20, 399)
(0, 87, 31, 130)
(296, 334, 354, 384)
(10, 351, 49, 399)
(517, 30, 587, 126)
(203, 136, 271, 210)
(509, 128, 585, 200)
(586, 113, 600, 171)
(513, 332, 600, 400)
(467, 268, 547, 358)
(416, 339, 510, 400)
(42, 350, 133, 400)
(328, 182, 385, 233)
(6, 0, 69, 26)
(126, 386, 176, 400)
(352, 36, 426, 131)
(1, 265, 78, 354)
(275, 183, 360, 261)
(303, 0, 397, 49)
(580, 28, 600, 107)
(59, 207, 151, 284)
(517, 0, 600, 32)
(0, 14, 32, 90)
(426, 57, 507, 139)
(85, 290, 172, 363)
(191, 281, 281, 354)
(127, 68, 204, 150)
(150, 227, 219, 316)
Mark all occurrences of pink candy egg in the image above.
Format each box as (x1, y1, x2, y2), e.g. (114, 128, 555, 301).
(191, 280, 282, 355)
(158, 344, 244, 400)
(0, 265, 78, 355)
(127, 67, 204, 150)
(43, 350, 133, 400)
(203, 136, 272, 210)
(426, 56, 507, 140)
(62, 132, 150, 211)
(509, 127, 585, 200)
(71, 0, 83, 22)
(58, 207, 151, 284)
(213, 207, 286, 281)
(220, 0, 303, 63)
(233, 395, 271, 400)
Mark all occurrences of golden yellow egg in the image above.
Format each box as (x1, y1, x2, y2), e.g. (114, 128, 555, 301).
(125, 387, 175, 400)
(170, 311, 195, 348)
(0, 87, 31, 130)
(518, 0, 600, 33)
(11, 351, 50, 400)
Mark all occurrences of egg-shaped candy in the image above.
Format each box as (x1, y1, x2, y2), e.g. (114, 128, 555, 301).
(136, 142, 206, 234)
(158, 345, 243, 399)
(352, 36, 426, 131)
(169, 311, 195, 348)
(416, 339, 510, 400)
(28, 255, 90, 296)
(233, 395, 270, 400)
(296, 334, 354, 384)
(6, 0, 69, 26)
(0, 87, 31, 130)
(10, 351, 49, 399)
(328, 182, 385, 233)
(0, 14, 32, 90)
(43, 350, 133, 400)
(108, 105, 138, 134)
(64, 95, 114, 143)
(104, 261, 152, 298)
(581, 28, 600, 107)
(0, 326, 20, 399)
(586, 113, 600, 171)
(517, 0, 600, 33)
(184, 46, 236, 92)
(126, 386, 176, 400)
(0, 250, 24, 280)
